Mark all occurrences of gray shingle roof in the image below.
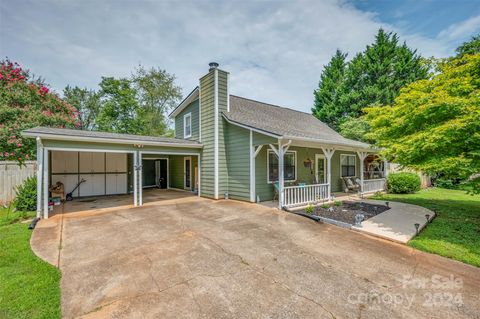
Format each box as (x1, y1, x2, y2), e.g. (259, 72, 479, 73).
(22, 127, 202, 146)
(225, 95, 371, 149)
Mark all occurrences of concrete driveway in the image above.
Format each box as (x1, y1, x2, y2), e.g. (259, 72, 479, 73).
(32, 195, 480, 319)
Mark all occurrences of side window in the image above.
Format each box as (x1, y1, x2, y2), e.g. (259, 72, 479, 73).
(268, 150, 296, 182)
(340, 154, 356, 177)
(184, 113, 192, 138)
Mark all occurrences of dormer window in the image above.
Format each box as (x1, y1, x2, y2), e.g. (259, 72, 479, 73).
(184, 113, 192, 138)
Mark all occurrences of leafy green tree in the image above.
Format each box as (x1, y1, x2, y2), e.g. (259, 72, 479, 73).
(313, 29, 429, 136)
(96, 77, 147, 134)
(456, 34, 480, 57)
(342, 29, 429, 118)
(132, 65, 182, 136)
(338, 117, 371, 143)
(0, 59, 77, 163)
(63, 86, 101, 130)
(365, 54, 480, 193)
(312, 50, 347, 129)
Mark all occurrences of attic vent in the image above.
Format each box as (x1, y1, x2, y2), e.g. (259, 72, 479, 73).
(209, 62, 219, 70)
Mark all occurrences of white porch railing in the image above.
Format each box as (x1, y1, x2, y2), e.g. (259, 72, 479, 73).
(283, 183, 329, 208)
(362, 178, 386, 194)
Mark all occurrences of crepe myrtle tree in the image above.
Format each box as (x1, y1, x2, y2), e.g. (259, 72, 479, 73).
(0, 59, 78, 164)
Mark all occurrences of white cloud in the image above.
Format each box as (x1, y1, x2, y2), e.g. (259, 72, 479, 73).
(437, 15, 480, 42)
(0, 0, 475, 113)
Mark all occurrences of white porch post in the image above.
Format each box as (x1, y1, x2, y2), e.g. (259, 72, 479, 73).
(138, 152, 143, 206)
(36, 137, 43, 218)
(133, 150, 138, 206)
(357, 151, 369, 195)
(42, 148, 49, 219)
(278, 140, 284, 209)
(321, 147, 335, 201)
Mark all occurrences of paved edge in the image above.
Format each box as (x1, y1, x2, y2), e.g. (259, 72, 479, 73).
(351, 200, 435, 244)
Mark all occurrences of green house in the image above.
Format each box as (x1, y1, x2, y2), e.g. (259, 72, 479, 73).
(23, 62, 386, 219)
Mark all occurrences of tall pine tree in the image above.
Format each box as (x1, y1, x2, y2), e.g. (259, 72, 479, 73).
(313, 29, 429, 134)
(312, 49, 347, 129)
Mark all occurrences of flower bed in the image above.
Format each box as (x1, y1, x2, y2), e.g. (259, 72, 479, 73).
(304, 201, 390, 225)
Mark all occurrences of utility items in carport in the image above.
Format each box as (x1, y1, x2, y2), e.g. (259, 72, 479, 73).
(50, 151, 128, 198)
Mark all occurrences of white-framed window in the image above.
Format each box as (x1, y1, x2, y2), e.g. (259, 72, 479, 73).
(340, 154, 356, 177)
(183, 113, 192, 138)
(267, 150, 296, 183)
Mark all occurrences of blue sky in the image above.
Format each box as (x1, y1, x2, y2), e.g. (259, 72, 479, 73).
(1, 0, 479, 113)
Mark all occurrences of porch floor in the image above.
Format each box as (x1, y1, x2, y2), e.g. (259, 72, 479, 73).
(49, 188, 197, 217)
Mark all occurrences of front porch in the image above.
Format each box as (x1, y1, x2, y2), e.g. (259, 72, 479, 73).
(250, 134, 387, 210)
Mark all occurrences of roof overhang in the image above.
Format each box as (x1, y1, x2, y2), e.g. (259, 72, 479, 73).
(169, 87, 199, 119)
(22, 131, 203, 149)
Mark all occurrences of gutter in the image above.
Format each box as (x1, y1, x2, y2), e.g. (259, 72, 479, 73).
(21, 132, 204, 149)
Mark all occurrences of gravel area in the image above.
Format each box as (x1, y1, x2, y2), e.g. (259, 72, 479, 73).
(311, 201, 390, 225)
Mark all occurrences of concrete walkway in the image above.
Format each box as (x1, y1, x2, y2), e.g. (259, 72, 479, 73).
(352, 200, 435, 244)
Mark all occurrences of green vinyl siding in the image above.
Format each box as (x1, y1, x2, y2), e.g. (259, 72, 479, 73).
(174, 99, 199, 140)
(217, 71, 229, 197)
(225, 123, 250, 201)
(252, 132, 277, 146)
(198, 68, 229, 199)
(168, 155, 198, 190)
(199, 71, 215, 198)
(169, 155, 183, 189)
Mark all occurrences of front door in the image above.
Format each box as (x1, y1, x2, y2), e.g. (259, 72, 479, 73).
(184, 157, 191, 190)
(315, 154, 326, 184)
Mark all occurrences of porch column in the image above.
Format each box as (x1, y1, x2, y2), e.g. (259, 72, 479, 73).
(321, 147, 335, 201)
(357, 151, 369, 195)
(133, 151, 138, 206)
(36, 137, 43, 218)
(42, 148, 49, 219)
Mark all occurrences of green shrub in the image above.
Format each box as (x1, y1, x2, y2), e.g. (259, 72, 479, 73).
(321, 203, 329, 209)
(387, 172, 421, 194)
(334, 200, 342, 207)
(14, 176, 37, 212)
(305, 204, 314, 214)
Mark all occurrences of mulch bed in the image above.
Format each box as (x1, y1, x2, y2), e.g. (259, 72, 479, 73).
(311, 201, 390, 225)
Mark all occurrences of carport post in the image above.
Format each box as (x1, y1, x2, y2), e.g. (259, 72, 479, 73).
(138, 152, 143, 206)
(133, 151, 138, 206)
(36, 137, 43, 218)
(43, 148, 49, 219)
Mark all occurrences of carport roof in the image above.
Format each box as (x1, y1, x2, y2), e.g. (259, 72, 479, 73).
(22, 127, 203, 148)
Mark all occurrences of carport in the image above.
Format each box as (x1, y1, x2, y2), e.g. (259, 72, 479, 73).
(22, 127, 202, 219)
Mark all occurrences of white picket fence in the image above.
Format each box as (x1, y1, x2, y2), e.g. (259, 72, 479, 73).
(362, 178, 386, 194)
(283, 183, 329, 208)
(0, 161, 36, 204)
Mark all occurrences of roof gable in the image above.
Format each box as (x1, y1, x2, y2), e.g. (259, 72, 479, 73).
(224, 95, 371, 149)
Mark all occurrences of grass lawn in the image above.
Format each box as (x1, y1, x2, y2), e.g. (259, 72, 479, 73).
(373, 188, 480, 267)
(0, 209, 61, 319)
